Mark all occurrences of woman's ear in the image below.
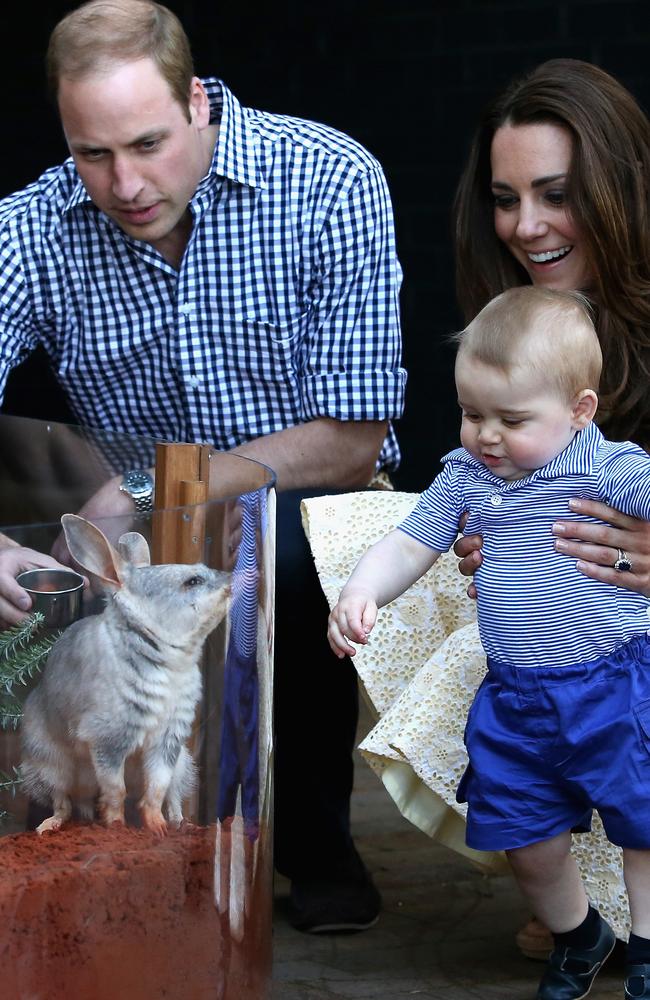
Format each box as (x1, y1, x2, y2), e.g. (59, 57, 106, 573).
(571, 388, 598, 429)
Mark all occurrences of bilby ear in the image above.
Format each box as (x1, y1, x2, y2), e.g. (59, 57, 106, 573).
(61, 514, 126, 589)
(117, 532, 151, 567)
(571, 389, 598, 429)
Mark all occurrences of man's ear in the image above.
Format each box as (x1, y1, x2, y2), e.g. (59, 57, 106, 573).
(571, 388, 598, 429)
(188, 76, 210, 128)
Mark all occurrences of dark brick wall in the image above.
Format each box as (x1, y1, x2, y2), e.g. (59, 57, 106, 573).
(3, 1, 650, 490)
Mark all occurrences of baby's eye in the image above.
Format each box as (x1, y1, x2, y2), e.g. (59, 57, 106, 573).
(502, 418, 524, 427)
(463, 412, 481, 423)
(183, 575, 204, 589)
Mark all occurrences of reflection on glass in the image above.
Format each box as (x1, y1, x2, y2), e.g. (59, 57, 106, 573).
(0, 416, 275, 1000)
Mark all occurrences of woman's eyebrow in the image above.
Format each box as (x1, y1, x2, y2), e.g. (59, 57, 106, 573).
(491, 173, 567, 190)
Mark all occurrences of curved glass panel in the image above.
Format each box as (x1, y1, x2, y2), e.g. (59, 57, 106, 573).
(0, 415, 275, 1000)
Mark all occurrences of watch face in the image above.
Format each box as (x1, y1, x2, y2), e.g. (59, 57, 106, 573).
(125, 471, 151, 493)
(123, 470, 153, 496)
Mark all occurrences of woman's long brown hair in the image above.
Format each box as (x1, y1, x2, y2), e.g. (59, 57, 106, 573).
(454, 59, 650, 448)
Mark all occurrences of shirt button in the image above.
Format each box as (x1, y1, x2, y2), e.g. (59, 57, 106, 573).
(179, 303, 193, 315)
(187, 375, 203, 388)
(490, 494, 502, 506)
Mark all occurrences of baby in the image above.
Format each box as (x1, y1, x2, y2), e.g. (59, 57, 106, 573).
(329, 286, 650, 1000)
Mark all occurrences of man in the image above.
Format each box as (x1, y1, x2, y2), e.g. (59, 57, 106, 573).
(0, 0, 405, 931)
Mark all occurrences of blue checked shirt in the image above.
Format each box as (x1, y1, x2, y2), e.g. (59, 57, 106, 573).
(399, 422, 650, 667)
(0, 79, 405, 469)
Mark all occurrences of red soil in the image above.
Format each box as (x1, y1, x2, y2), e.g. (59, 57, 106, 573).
(0, 821, 271, 1000)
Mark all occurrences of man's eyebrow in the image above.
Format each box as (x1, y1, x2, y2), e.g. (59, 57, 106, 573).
(70, 128, 170, 152)
(491, 173, 567, 190)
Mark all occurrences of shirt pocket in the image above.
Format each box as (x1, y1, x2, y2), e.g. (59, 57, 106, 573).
(212, 312, 309, 425)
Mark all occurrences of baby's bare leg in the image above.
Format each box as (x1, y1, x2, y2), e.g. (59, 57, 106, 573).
(506, 830, 589, 932)
(624, 848, 650, 937)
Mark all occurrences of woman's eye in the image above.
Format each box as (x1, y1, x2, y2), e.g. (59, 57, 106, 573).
(545, 189, 566, 207)
(493, 193, 517, 209)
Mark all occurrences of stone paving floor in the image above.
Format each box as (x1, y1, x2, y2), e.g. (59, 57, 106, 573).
(272, 703, 624, 999)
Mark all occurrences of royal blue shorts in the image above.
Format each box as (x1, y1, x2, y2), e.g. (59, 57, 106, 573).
(456, 634, 650, 852)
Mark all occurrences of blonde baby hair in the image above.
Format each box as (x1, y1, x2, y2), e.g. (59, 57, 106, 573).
(453, 286, 602, 401)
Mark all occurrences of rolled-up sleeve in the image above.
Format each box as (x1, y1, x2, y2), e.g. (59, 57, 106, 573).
(0, 225, 40, 405)
(300, 163, 406, 425)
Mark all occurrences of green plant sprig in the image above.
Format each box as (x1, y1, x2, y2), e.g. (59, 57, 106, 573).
(0, 613, 61, 696)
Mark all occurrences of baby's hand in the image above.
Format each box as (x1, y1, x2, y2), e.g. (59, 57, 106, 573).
(327, 589, 377, 659)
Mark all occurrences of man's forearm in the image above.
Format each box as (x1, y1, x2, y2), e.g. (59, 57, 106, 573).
(231, 417, 388, 491)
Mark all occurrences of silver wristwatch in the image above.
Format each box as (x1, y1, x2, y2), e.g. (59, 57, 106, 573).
(119, 470, 154, 513)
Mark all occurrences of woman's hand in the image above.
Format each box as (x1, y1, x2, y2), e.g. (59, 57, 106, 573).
(552, 498, 650, 597)
(453, 512, 483, 600)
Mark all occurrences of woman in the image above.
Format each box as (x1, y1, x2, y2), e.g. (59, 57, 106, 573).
(304, 58, 650, 978)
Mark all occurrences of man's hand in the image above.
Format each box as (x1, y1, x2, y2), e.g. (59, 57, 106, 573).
(0, 546, 72, 626)
(553, 498, 650, 597)
(50, 474, 137, 564)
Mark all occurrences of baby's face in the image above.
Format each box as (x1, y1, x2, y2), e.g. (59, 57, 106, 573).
(455, 354, 580, 481)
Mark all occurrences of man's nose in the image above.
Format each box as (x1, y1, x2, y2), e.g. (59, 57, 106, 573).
(111, 157, 144, 202)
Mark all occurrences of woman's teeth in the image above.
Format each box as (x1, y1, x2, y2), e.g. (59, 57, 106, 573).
(528, 246, 572, 263)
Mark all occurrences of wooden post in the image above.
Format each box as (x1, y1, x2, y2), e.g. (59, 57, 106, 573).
(152, 443, 212, 564)
(151, 442, 214, 822)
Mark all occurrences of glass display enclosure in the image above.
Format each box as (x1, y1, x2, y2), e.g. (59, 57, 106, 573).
(0, 415, 275, 1000)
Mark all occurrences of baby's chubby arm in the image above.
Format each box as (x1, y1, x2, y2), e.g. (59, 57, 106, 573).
(328, 528, 441, 658)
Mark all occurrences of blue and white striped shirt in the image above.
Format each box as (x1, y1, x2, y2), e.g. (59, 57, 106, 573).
(0, 79, 405, 469)
(399, 422, 650, 667)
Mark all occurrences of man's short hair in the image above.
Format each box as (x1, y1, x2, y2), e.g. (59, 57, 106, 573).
(47, 0, 195, 116)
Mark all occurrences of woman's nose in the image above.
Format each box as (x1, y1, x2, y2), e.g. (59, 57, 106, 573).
(515, 200, 548, 241)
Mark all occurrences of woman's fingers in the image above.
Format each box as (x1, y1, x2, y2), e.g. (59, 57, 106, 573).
(554, 499, 650, 597)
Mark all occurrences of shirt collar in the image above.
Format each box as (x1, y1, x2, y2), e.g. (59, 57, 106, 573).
(443, 421, 605, 485)
(63, 76, 263, 215)
(203, 77, 264, 190)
